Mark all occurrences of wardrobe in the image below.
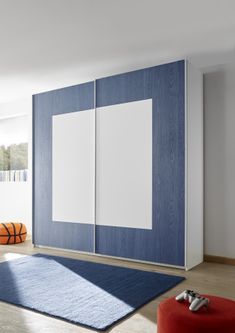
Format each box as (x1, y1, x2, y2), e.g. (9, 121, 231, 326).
(33, 60, 203, 270)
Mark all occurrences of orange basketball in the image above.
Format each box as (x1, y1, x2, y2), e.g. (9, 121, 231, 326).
(0, 223, 27, 245)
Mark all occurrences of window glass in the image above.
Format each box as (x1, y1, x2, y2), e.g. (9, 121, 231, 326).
(0, 115, 28, 181)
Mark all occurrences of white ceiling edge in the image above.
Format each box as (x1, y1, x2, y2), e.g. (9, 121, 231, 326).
(189, 48, 235, 73)
(0, 46, 235, 105)
(1, 0, 235, 104)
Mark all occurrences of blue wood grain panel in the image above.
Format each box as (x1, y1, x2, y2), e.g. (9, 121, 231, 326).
(96, 60, 185, 266)
(33, 61, 185, 266)
(33, 82, 95, 252)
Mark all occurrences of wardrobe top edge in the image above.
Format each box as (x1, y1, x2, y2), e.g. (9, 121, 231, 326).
(33, 59, 186, 98)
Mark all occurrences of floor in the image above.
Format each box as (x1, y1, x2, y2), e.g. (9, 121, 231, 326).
(0, 239, 234, 333)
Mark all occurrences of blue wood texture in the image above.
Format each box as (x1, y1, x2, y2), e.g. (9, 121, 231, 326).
(33, 60, 185, 266)
(95, 60, 185, 266)
(33, 82, 95, 252)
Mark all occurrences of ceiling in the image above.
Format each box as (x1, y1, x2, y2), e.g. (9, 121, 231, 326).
(0, 0, 235, 103)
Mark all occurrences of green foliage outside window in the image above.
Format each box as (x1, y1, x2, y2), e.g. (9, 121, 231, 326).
(0, 143, 28, 171)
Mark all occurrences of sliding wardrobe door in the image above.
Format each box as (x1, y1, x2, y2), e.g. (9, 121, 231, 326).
(33, 82, 95, 252)
(95, 61, 185, 266)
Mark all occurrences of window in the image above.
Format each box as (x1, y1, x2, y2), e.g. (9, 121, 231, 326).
(0, 115, 28, 182)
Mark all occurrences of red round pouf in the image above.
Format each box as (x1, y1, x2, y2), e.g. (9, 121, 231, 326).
(157, 295, 235, 333)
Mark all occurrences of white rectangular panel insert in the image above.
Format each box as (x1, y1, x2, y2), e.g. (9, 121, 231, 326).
(96, 99, 152, 229)
(52, 110, 95, 223)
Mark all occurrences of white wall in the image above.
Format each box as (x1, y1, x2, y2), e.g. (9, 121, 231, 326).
(204, 63, 235, 258)
(0, 98, 32, 235)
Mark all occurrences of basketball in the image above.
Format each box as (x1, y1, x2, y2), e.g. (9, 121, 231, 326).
(0, 223, 27, 245)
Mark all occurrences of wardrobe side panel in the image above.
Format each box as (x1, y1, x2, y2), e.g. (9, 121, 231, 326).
(186, 62, 203, 269)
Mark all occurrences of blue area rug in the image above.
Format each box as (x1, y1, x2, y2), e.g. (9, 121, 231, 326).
(0, 254, 184, 330)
